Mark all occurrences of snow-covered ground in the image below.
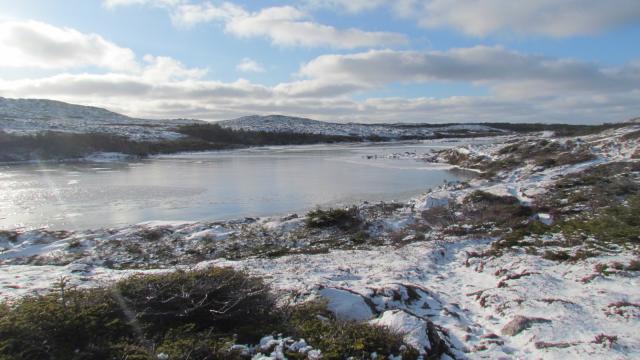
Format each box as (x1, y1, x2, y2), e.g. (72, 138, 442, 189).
(1, 124, 639, 359)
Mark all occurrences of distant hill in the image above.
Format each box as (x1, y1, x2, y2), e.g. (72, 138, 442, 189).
(0, 97, 201, 141)
(219, 114, 503, 139)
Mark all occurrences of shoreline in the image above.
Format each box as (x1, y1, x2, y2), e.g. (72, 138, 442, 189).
(1, 124, 639, 358)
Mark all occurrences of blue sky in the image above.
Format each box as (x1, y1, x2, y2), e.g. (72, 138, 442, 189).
(0, 0, 639, 123)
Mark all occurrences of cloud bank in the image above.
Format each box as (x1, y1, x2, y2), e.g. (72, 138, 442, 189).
(171, 3, 408, 48)
(1, 7, 639, 124)
(310, 0, 640, 37)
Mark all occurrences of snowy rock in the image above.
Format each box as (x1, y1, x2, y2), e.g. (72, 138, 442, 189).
(501, 315, 551, 336)
(535, 213, 553, 225)
(185, 226, 235, 241)
(415, 191, 452, 211)
(318, 287, 375, 321)
(370, 310, 431, 353)
(262, 218, 304, 232)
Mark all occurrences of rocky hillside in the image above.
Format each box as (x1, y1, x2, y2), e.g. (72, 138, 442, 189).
(219, 114, 505, 139)
(0, 97, 201, 141)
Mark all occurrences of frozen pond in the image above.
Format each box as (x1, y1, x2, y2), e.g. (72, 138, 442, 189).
(0, 140, 481, 230)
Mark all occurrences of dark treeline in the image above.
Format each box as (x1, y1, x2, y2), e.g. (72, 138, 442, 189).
(480, 122, 626, 136)
(1, 121, 630, 162)
(175, 123, 362, 145)
(380, 121, 626, 137)
(0, 124, 364, 162)
(0, 131, 232, 162)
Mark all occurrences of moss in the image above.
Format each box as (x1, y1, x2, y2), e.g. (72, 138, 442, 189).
(492, 221, 550, 251)
(557, 195, 640, 246)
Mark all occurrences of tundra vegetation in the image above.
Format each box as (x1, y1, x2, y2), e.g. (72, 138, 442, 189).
(0, 267, 419, 360)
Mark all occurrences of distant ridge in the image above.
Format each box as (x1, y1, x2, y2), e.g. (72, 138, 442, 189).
(0, 97, 201, 140)
(218, 114, 501, 138)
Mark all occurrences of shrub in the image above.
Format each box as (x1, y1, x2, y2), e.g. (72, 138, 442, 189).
(0, 269, 421, 360)
(0, 268, 278, 360)
(0, 279, 131, 359)
(175, 123, 361, 146)
(305, 207, 362, 230)
(461, 191, 532, 230)
(115, 267, 280, 342)
(627, 259, 640, 271)
(542, 250, 571, 262)
(287, 301, 419, 360)
(463, 190, 519, 206)
(0, 130, 229, 161)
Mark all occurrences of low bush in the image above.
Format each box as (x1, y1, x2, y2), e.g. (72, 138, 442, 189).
(175, 123, 360, 146)
(492, 220, 550, 251)
(0, 268, 421, 360)
(305, 207, 362, 230)
(461, 191, 533, 230)
(542, 250, 571, 262)
(0, 268, 279, 359)
(0, 130, 231, 162)
(288, 301, 419, 360)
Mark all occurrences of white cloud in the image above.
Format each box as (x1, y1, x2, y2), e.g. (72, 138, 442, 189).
(0, 19, 637, 124)
(2, 47, 639, 124)
(171, 3, 408, 48)
(295, 47, 640, 98)
(310, 0, 640, 37)
(0, 20, 139, 71)
(142, 55, 208, 81)
(305, 0, 387, 13)
(418, 0, 640, 37)
(3, 69, 637, 124)
(103, 0, 184, 8)
(236, 58, 265, 73)
(170, 2, 244, 26)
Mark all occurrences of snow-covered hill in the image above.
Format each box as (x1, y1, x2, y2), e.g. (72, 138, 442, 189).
(0, 97, 201, 140)
(1, 97, 505, 141)
(219, 114, 504, 138)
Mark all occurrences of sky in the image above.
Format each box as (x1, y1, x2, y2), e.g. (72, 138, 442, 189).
(0, 0, 639, 124)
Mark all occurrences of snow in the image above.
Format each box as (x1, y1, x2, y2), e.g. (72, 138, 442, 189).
(254, 336, 320, 359)
(318, 287, 375, 321)
(536, 213, 553, 225)
(184, 226, 235, 241)
(261, 217, 304, 232)
(0, 123, 638, 358)
(370, 310, 431, 353)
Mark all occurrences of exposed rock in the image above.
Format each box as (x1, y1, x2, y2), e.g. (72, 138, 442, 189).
(501, 315, 551, 336)
(370, 309, 452, 358)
